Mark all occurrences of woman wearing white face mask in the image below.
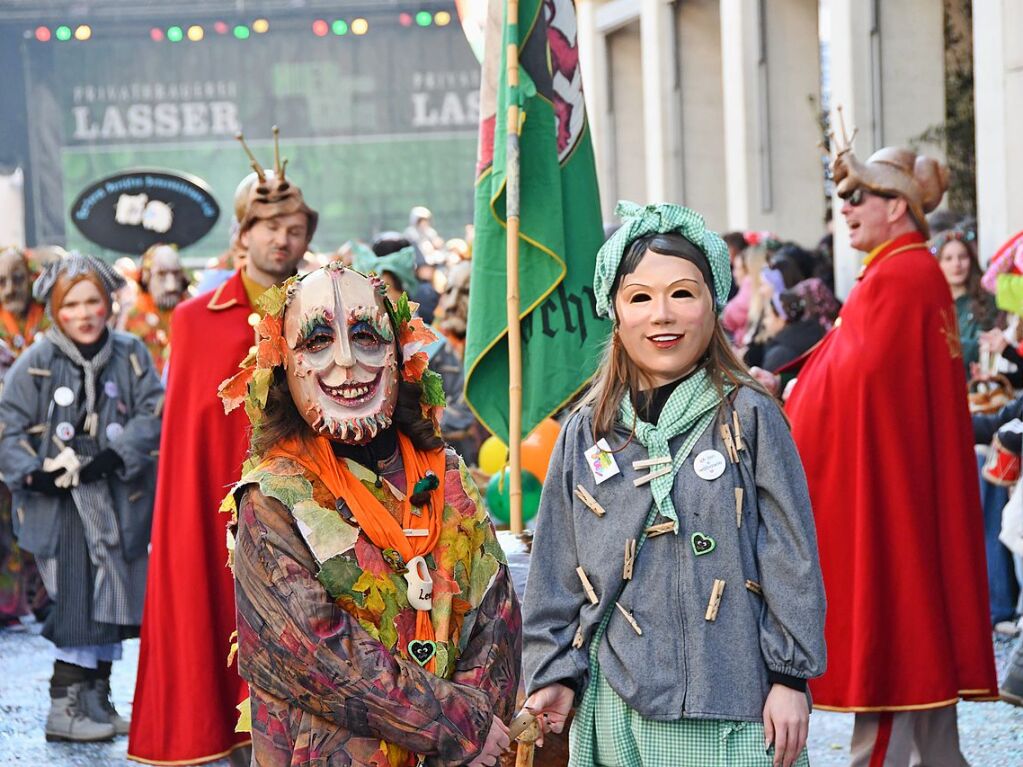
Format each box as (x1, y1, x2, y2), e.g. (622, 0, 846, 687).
(0, 252, 163, 743)
(521, 202, 826, 767)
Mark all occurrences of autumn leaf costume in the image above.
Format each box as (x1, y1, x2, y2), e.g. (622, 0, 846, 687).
(219, 263, 521, 766)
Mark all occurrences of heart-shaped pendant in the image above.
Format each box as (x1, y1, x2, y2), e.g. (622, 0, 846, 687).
(408, 639, 436, 666)
(691, 532, 716, 556)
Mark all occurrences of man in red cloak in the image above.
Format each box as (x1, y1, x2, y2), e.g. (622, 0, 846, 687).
(128, 131, 318, 766)
(785, 135, 998, 765)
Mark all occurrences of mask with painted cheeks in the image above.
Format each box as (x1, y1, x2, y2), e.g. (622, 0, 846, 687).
(283, 265, 399, 444)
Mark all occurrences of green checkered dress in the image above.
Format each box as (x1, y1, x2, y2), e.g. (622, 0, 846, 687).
(577, 668, 810, 767)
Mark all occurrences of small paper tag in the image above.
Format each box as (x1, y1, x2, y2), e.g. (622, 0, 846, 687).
(693, 449, 727, 481)
(585, 440, 620, 484)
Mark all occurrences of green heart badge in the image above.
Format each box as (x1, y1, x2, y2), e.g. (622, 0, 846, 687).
(691, 532, 716, 556)
(408, 639, 437, 666)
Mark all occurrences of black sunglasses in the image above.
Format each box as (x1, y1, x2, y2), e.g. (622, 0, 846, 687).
(842, 187, 896, 207)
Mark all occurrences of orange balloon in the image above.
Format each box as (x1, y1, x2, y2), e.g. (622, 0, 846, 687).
(521, 418, 561, 482)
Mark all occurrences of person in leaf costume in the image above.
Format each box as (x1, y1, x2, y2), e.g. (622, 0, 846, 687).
(129, 129, 318, 766)
(219, 261, 521, 767)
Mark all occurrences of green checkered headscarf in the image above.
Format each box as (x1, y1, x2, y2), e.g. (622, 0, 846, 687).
(594, 201, 731, 318)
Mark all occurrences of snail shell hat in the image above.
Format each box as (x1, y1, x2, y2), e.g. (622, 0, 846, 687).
(830, 108, 948, 239)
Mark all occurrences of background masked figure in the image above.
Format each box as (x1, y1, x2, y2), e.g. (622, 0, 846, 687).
(0, 246, 51, 627)
(220, 262, 520, 767)
(431, 260, 481, 463)
(0, 246, 47, 353)
(120, 243, 189, 376)
(0, 252, 163, 742)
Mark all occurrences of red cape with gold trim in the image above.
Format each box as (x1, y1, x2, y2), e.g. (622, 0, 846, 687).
(129, 270, 253, 764)
(786, 232, 997, 711)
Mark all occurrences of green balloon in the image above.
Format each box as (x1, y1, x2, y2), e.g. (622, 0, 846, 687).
(485, 468, 543, 526)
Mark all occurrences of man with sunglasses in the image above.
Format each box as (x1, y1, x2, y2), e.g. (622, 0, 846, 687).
(786, 142, 997, 766)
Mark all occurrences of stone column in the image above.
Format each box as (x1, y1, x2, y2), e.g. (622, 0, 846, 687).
(676, 0, 728, 230)
(973, 0, 1023, 263)
(640, 0, 682, 203)
(720, 0, 823, 248)
(828, 0, 945, 297)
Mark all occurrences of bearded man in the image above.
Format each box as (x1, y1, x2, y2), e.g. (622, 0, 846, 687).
(129, 131, 318, 766)
(785, 133, 997, 766)
(120, 244, 189, 376)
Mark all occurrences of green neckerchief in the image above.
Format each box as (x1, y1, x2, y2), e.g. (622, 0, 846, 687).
(618, 368, 731, 533)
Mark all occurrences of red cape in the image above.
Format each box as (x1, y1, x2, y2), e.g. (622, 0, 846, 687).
(786, 232, 997, 711)
(129, 271, 254, 764)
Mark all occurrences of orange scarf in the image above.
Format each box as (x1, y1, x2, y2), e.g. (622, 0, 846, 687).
(266, 431, 447, 672)
(0, 302, 44, 349)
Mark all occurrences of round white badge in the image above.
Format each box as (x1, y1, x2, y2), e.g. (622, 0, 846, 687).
(693, 449, 727, 481)
(53, 386, 75, 407)
(105, 422, 124, 441)
(55, 421, 76, 442)
(104, 381, 119, 399)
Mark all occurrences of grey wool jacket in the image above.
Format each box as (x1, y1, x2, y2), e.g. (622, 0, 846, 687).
(522, 386, 826, 722)
(0, 331, 164, 561)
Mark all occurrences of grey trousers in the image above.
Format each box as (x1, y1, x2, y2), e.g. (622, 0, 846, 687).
(849, 706, 968, 767)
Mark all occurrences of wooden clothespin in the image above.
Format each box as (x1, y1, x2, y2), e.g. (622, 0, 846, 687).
(644, 521, 675, 538)
(576, 566, 599, 605)
(574, 485, 606, 517)
(745, 579, 763, 596)
(615, 602, 643, 635)
(623, 538, 637, 580)
(403, 528, 429, 537)
(572, 625, 585, 649)
(705, 579, 726, 621)
(130, 352, 144, 378)
(634, 466, 672, 486)
(27, 367, 51, 377)
(51, 435, 66, 452)
(84, 412, 99, 437)
(719, 424, 739, 464)
(153, 395, 165, 418)
(26, 423, 47, 435)
(19, 439, 37, 457)
(735, 487, 744, 529)
(631, 456, 671, 470)
(731, 411, 744, 452)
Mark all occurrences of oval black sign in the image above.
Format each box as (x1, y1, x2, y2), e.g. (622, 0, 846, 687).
(69, 169, 220, 254)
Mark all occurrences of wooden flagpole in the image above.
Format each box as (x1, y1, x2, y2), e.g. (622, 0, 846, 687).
(505, 0, 523, 533)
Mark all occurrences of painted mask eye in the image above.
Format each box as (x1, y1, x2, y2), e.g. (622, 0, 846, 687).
(350, 321, 383, 350)
(303, 327, 334, 353)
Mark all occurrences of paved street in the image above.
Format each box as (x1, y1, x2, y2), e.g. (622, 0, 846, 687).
(1, 619, 1021, 765)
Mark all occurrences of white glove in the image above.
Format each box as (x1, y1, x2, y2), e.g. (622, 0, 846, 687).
(43, 447, 82, 488)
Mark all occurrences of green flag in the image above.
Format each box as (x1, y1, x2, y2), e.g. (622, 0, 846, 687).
(465, 0, 608, 444)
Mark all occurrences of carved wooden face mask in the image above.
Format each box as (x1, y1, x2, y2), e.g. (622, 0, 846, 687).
(283, 265, 398, 444)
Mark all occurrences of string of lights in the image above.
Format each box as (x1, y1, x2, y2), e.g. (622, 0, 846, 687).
(28, 9, 456, 43)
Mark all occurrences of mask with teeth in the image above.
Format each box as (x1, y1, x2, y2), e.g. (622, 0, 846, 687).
(283, 264, 399, 444)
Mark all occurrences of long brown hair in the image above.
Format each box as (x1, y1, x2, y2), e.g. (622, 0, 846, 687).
(580, 236, 774, 441)
(933, 233, 994, 328)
